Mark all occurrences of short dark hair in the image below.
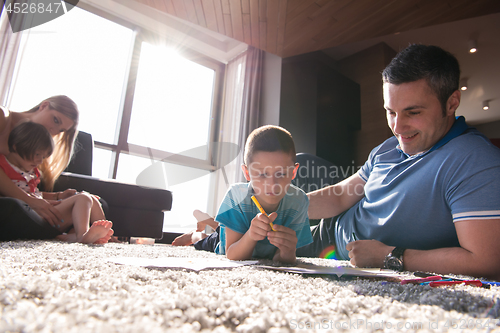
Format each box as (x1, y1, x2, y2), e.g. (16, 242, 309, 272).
(8, 122, 54, 161)
(382, 44, 460, 113)
(244, 125, 296, 165)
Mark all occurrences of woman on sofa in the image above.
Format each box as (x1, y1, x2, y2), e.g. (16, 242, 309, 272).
(0, 95, 80, 240)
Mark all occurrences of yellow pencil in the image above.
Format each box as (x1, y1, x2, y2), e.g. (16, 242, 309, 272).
(251, 195, 276, 231)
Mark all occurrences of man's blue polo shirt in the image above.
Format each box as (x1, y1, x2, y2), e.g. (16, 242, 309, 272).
(334, 116, 500, 260)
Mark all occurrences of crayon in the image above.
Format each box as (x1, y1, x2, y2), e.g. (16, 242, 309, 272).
(480, 281, 500, 287)
(401, 276, 442, 285)
(251, 196, 276, 231)
(429, 280, 483, 287)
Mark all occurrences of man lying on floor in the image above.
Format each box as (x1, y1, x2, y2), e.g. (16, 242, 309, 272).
(296, 44, 500, 281)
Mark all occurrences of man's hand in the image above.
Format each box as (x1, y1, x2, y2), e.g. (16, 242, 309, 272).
(346, 239, 393, 268)
(248, 212, 276, 241)
(268, 224, 297, 263)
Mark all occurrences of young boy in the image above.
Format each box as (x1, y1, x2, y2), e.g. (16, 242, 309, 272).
(0, 122, 113, 244)
(174, 125, 312, 263)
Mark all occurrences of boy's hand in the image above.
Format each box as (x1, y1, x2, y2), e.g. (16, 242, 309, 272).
(268, 224, 297, 263)
(248, 212, 277, 241)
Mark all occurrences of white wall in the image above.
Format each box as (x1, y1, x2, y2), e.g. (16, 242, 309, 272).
(259, 52, 282, 126)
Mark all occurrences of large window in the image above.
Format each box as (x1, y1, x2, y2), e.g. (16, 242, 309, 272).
(128, 41, 214, 155)
(5, 5, 225, 233)
(8, 5, 132, 145)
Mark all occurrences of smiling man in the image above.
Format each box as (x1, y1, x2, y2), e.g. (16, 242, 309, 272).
(297, 44, 500, 280)
(384, 79, 458, 156)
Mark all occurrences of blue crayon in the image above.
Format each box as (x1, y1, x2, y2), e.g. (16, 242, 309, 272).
(481, 281, 500, 287)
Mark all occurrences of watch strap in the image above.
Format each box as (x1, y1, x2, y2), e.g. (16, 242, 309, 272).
(384, 247, 406, 271)
(391, 247, 406, 260)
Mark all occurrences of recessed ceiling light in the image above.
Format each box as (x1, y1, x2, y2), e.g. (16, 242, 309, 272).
(460, 78, 468, 91)
(469, 40, 477, 53)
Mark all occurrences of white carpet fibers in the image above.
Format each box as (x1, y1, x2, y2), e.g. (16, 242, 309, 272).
(1, 240, 500, 332)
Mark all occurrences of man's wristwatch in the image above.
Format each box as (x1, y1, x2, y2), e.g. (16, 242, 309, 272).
(384, 247, 406, 271)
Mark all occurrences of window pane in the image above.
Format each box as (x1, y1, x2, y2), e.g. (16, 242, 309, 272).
(8, 6, 134, 144)
(163, 175, 210, 233)
(92, 148, 113, 179)
(128, 42, 215, 158)
(115, 153, 152, 185)
(116, 153, 209, 233)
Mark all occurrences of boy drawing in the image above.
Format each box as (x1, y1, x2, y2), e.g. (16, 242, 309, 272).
(173, 125, 313, 263)
(0, 122, 113, 244)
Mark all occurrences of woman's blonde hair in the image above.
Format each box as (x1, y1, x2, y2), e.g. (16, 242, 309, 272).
(26, 95, 79, 190)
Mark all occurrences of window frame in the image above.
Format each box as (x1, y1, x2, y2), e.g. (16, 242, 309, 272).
(75, 3, 226, 180)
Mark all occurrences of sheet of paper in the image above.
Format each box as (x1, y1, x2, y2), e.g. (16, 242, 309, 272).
(106, 256, 258, 271)
(257, 262, 403, 279)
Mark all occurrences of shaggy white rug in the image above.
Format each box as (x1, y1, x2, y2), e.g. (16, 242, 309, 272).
(1, 240, 500, 332)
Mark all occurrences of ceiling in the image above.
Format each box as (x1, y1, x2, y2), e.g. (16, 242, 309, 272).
(130, 0, 500, 58)
(123, 0, 500, 125)
(323, 12, 500, 126)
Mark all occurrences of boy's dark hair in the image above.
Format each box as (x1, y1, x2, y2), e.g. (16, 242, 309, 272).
(8, 122, 54, 161)
(244, 125, 296, 165)
(382, 44, 460, 114)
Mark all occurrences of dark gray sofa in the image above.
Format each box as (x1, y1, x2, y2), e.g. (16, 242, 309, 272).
(52, 131, 173, 239)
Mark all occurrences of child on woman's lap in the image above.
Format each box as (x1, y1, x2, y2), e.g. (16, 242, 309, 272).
(51, 192, 113, 243)
(0, 122, 113, 244)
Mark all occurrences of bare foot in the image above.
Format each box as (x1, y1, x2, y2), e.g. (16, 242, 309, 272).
(193, 210, 217, 231)
(94, 228, 114, 244)
(193, 209, 212, 222)
(172, 231, 194, 246)
(79, 220, 113, 244)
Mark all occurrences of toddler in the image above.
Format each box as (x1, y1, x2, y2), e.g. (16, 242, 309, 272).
(0, 122, 113, 244)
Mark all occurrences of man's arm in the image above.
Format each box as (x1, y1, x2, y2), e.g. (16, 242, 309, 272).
(307, 172, 366, 220)
(406, 219, 500, 279)
(346, 218, 500, 280)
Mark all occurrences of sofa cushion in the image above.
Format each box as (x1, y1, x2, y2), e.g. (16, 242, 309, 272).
(54, 172, 173, 238)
